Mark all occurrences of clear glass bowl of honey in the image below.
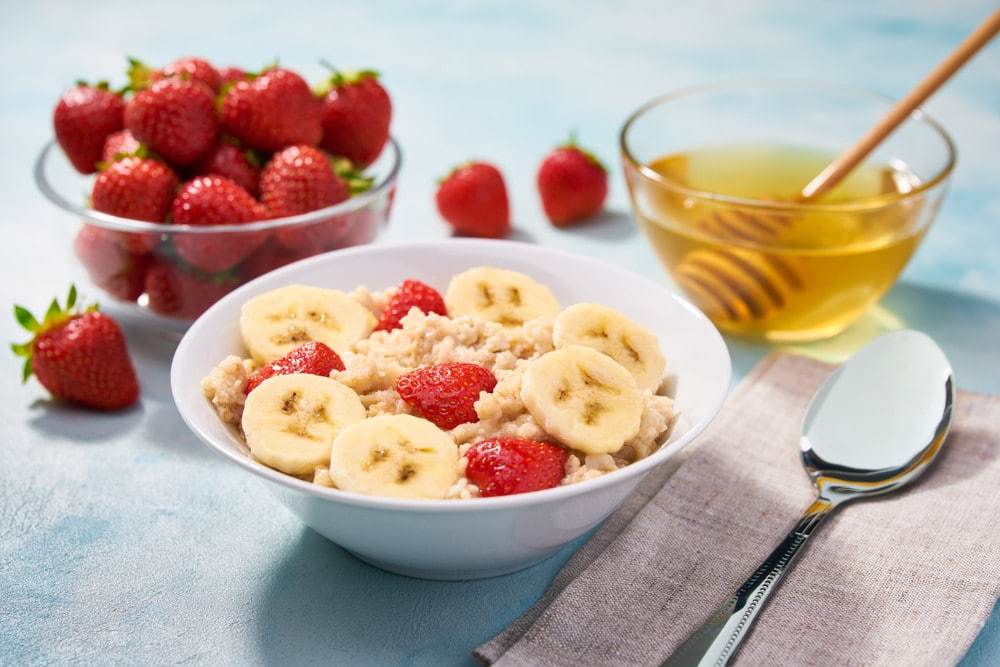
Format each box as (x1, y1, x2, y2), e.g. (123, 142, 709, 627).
(621, 80, 955, 343)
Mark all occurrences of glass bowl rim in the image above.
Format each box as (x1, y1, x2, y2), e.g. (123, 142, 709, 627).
(34, 137, 402, 234)
(618, 78, 957, 212)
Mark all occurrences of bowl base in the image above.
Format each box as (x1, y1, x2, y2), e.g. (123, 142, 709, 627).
(346, 547, 561, 581)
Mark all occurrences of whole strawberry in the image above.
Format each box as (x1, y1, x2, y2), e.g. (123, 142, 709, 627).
(395, 362, 497, 430)
(100, 129, 142, 164)
(158, 56, 223, 94)
(260, 145, 350, 215)
(375, 279, 447, 332)
(537, 137, 609, 226)
(90, 156, 179, 255)
(190, 140, 263, 198)
(91, 156, 180, 224)
(144, 257, 239, 320)
(12, 286, 139, 410)
(259, 144, 351, 253)
(244, 341, 345, 394)
(238, 243, 313, 282)
(316, 68, 392, 167)
(128, 56, 223, 95)
(73, 224, 151, 302)
(217, 65, 248, 86)
(53, 82, 125, 174)
(465, 437, 568, 497)
(124, 77, 219, 166)
(170, 176, 269, 273)
(435, 161, 511, 239)
(220, 67, 323, 152)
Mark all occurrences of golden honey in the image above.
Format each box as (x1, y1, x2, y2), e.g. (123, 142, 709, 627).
(630, 144, 932, 342)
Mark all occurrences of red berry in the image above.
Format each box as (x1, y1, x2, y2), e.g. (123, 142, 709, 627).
(260, 145, 350, 215)
(317, 68, 392, 167)
(100, 129, 142, 164)
(220, 67, 322, 152)
(158, 56, 223, 94)
(73, 224, 151, 302)
(217, 66, 247, 85)
(12, 286, 139, 410)
(375, 279, 447, 332)
(259, 144, 352, 253)
(435, 161, 511, 238)
(53, 82, 125, 174)
(537, 139, 609, 226)
(90, 156, 180, 250)
(170, 176, 269, 273)
(190, 141, 263, 198)
(124, 77, 220, 166)
(465, 437, 568, 497)
(144, 258, 238, 320)
(238, 243, 314, 282)
(395, 362, 497, 430)
(244, 341, 346, 394)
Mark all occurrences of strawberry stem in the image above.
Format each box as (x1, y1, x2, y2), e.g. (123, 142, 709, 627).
(14, 305, 39, 333)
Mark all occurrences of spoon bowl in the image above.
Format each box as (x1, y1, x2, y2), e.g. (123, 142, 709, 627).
(663, 329, 955, 666)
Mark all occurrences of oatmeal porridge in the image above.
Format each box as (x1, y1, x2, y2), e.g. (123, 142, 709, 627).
(202, 266, 676, 499)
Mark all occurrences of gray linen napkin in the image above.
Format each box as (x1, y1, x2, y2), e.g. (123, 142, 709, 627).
(475, 352, 1000, 666)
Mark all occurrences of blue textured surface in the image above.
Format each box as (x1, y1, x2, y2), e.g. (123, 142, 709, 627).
(2, 2, 998, 665)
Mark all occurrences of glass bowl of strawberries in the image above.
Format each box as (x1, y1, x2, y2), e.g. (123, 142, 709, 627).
(35, 57, 400, 337)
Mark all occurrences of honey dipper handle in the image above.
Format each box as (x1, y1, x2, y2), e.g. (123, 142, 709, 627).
(800, 8, 1000, 201)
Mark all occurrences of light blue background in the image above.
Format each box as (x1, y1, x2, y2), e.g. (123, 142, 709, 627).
(2, 1, 998, 665)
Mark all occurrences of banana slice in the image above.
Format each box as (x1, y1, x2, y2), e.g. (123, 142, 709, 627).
(242, 373, 367, 477)
(240, 284, 376, 365)
(521, 345, 642, 455)
(553, 302, 666, 391)
(329, 414, 460, 499)
(445, 266, 560, 326)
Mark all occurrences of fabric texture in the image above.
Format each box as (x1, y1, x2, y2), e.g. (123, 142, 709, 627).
(475, 352, 1000, 667)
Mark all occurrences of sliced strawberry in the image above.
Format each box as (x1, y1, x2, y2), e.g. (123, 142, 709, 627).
(73, 224, 151, 302)
(144, 258, 238, 320)
(220, 67, 322, 152)
(12, 285, 139, 410)
(124, 77, 220, 166)
(170, 175, 269, 273)
(244, 341, 346, 394)
(317, 68, 392, 167)
(395, 362, 497, 430)
(375, 279, 447, 332)
(53, 82, 125, 174)
(465, 437, 568, 497)
(435, 161, 511, 238)
(536, 138, 609, 226)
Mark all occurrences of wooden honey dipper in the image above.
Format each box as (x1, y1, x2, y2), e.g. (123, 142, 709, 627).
(675, 8, 1000, 325)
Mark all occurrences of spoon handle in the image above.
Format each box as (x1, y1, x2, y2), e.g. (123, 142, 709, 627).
(661, 498, 837, 667)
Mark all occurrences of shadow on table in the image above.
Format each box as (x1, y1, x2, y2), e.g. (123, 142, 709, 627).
(723, 281, 1000, 395)
(253, 528, 573, 666)
(552, 209, 638, 242)
(26, 397, 145, 442)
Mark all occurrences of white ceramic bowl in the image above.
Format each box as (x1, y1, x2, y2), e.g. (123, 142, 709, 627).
(170, 239, 731, 580)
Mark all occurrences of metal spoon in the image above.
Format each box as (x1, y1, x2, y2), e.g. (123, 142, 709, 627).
(662, 329, 955, 667)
